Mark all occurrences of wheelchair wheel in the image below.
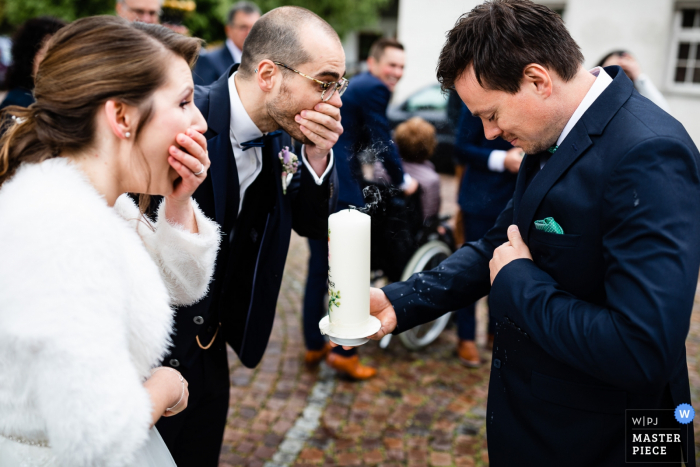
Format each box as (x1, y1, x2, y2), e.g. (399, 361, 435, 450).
(398, 240, 454, 350)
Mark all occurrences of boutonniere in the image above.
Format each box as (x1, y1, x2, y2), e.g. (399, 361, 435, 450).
(278, 146, 299, 195)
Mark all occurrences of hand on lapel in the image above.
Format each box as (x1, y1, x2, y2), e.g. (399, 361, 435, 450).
(490, 225, 533, 285)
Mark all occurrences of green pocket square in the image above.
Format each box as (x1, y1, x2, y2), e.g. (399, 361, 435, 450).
(534, 217, 564, 234)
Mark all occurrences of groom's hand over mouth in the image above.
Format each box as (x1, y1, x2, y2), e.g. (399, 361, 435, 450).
(295, 102, 343, 175)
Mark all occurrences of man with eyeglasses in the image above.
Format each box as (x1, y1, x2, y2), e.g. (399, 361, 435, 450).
(154, 6, 343, 466)
(115, 0, 162, 24)
(193, 1, 261, 86)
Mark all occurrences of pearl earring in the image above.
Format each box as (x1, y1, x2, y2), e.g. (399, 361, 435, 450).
(125, 132, 131, 138)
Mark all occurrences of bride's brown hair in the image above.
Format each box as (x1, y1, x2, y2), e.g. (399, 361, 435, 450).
(0, 16, 201, 201)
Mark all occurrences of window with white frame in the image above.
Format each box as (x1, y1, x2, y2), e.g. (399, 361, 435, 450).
(669, 4, 700, 89)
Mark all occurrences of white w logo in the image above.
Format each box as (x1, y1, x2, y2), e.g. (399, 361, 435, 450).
(680, 410, 691, 418)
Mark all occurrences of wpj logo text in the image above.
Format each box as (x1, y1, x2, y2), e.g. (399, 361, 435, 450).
(625, 405, 694, 463)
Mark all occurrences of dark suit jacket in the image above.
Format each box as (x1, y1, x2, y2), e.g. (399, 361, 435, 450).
(335, 71, 404, 208)
(455, 104, 517, 218)
(163, 65, 337, 369)
(383, 66, 700, 466)
(192, 45, 235, 86)
(0, 87, 34, 110)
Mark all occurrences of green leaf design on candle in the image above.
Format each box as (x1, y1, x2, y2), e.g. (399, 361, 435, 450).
(328, 289, 341, 313)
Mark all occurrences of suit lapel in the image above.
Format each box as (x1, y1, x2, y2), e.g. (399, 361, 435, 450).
(512, 152, 538, 222)
(207, 133, 235, 225)
(197, 65, 240, 227)
(517, 126, 592, 244)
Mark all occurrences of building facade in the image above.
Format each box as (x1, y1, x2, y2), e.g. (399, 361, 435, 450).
(395, 0, 700, 144)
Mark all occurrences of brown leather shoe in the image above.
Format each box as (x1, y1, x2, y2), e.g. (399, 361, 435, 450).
(458, 339, 481, 368)
(326, 353, 377, 380)
(304, 342, 331, 367)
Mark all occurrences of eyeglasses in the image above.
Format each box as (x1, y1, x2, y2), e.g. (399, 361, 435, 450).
(273, 61, 349, 102)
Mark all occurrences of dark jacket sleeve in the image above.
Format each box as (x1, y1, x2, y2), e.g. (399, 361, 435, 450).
(453, 105, 498, 170)
(490, 137, 700, 393)
(382, 198, 512, 331)
(288, 150, 337, 240)
(363, 82, 404, 186)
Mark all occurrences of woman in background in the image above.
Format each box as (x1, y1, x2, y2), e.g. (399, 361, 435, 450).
(393, 116, 441, 221)
(597, 50, 670, 112)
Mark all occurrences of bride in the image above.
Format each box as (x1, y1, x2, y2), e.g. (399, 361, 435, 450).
(0, 16, 220, 466)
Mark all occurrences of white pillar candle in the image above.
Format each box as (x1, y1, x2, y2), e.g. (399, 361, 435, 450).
(327, 209, 371, 333)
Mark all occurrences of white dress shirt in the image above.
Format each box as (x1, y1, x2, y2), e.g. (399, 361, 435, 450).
(556, 67, 612, 147)
(228, 72, 334, 216)
(225, 39, 242, 64)
(539, 66, 613, 169)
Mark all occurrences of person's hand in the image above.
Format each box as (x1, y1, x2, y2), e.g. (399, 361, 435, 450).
(296, 102, 343, 175)
(403, 177, 419, 196)
(617, 53, 642, 81)
(166, 128, 210, 203)
(145, 367, 190, 418)
(489, 225, 533, 284)
(164, 128, 210, 232)
(504, 147, 524, 173)
(329, 288, 398, 350)
(604, 52, 641, 81)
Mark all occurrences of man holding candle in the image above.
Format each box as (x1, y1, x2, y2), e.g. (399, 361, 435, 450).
(350, 0, 700, 465)
(154, 7, 343, 466)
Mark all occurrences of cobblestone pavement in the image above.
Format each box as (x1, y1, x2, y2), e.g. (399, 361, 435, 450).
(219, 175, 700, 467)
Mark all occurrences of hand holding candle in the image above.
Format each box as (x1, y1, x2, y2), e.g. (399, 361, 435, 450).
(319, 209, 381, 346)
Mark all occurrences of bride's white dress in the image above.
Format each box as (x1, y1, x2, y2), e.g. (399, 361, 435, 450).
(0, 158, 220, 466)
(0, 427, 174, 467)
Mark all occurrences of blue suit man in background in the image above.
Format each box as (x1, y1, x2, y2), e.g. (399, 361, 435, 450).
(192, 1, 260, 86)
(364, 1, 700, 465)
(302, 38, 416, 379)
(453, 104, 522, 367)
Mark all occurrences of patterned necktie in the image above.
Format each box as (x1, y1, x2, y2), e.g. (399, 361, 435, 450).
(240, 130, 282, 151)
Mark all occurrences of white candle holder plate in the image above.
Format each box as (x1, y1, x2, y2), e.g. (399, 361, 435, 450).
(318, 315, 382, 347)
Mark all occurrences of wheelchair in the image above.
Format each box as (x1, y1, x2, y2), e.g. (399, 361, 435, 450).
(364, 184, 458, 350)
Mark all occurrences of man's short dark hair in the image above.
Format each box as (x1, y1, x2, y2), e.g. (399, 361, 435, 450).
(436, 0, 583, 94)
(239, 6, 339, 79)
(368, 38, 404, 62)
(227, 1, 261, 25)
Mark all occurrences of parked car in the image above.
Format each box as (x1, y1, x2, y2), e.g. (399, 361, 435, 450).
(388, 83, 456, 174)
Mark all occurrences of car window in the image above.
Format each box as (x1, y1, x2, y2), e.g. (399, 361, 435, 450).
(405, 85, 447, 112)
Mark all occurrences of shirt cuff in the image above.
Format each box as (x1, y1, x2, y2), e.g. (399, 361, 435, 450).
(399, 173, 413, 191)
(488, 150, 507, 172)
(301, 145, 334, 185)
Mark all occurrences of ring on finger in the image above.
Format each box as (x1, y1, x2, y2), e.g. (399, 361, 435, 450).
(193, 163, 205, 176)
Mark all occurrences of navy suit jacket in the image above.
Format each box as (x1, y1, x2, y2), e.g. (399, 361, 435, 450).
(163, 66, 337, 369)
(335, 71, 404, 208)
(384, 67, 700, 466)
(192, 45, 235, 86)
(455, 104, 517, 218)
